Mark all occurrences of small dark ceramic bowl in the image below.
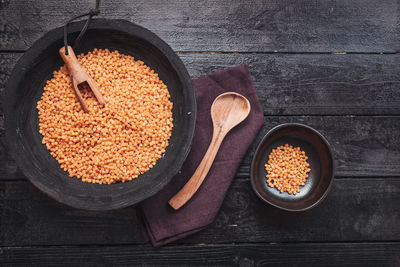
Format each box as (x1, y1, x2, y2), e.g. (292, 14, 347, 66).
(250, 123, 334, 212)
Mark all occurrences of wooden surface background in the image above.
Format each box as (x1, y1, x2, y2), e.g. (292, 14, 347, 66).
(0, 0, 399, 266)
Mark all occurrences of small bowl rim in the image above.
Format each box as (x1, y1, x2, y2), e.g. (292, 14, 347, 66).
(250, 123, 335, 212)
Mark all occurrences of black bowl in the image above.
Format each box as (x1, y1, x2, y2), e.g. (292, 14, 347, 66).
(250, 123, 334, 211)
(4, 19, 196, 210)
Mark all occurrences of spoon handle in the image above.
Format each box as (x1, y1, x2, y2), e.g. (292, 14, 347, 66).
(169, 128, 226, 210)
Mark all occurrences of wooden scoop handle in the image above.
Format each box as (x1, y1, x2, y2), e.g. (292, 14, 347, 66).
(169, 128, 226, 210)
(59, 46, 88, 84)
(59, 46, 105, 112)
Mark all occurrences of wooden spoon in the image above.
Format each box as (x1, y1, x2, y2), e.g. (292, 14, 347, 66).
(169, 92, 251, 210)
(59, 46, 106, 113)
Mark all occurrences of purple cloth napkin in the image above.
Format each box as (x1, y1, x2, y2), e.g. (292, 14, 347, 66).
(139, 64, 264, 246)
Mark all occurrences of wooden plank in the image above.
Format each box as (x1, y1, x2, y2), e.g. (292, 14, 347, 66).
(1, 54, 400, 178)
(2, 115, 399, 180)
(0, 0, 398, 52)
(0, 54, 21, 180)
(2, 52, 400, 113)
(236, 115, 400, 178)
(0, 178, 398, 246)
(3, 53, 400, 116)
(1, 243, 399, 266)
(0, 181, 147, 246)
(183, 177, 400, 244)
(180, 53, 400, 115)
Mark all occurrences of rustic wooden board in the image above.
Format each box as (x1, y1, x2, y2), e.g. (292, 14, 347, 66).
(1, 243, 399, 267)
(1, 115, 400, 180)
(2, 53, 400, 116)
(236, 115, 400, 178)
(0, 0, 398, 53)
(180, 53, 400, 115)
(1, 52, 400, 180)
(0, 178, 398, 246)
(184, 177, 400, 244)
(0, 181, 147, 246)
(1, 0, 399, 264)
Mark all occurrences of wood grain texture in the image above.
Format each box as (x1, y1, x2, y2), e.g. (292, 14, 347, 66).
(0, 178, 398, 246)
(1, 53, 400, 180)
(0, 0, 399, 262)
(1, 115, 400, 181)
(1, 243, 399, 267)
(0, 0, 399, 53)
(184, 177, 400, 244)
(180, 53, 400, 115)
(236, 116, 400, 178)
(0, 181, 146, 246)
(2, 53, 400, 116)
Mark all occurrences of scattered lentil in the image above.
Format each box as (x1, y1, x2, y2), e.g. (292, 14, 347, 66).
(37, 48, 173, 184)
(265, 144, 310, 195)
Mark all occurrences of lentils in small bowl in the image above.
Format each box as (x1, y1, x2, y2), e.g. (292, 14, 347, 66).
(250, 123, 334, 212)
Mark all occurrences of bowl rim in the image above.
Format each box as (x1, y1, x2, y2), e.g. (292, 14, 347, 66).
(250, 123, 335, 212)
(4, 18, 197, 210)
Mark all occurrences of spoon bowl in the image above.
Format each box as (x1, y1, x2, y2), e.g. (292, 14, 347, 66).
(211, 92, 251, 131)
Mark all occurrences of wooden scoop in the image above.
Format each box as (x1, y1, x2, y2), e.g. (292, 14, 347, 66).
(169, 92, 251, 210)
(59, 46, 105, 113)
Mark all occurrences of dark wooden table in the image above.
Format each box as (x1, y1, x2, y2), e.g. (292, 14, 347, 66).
(1, 1, 400, 266)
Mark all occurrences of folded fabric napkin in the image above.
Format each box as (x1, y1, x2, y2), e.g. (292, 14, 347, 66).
(139, 64, 264, 246)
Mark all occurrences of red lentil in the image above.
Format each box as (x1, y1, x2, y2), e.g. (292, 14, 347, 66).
(37, 48, 173, 184)
(265, 144, 310, 195)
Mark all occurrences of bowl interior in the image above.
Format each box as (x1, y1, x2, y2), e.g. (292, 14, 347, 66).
(251, 124, 334, 211)
(5, 19, 196, 210)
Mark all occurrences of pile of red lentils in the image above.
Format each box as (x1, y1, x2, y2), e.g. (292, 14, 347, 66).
(37, 49, 173, 184)
(265, 144, 310, 195)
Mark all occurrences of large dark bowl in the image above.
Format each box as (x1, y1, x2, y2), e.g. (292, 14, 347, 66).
(250, 123, 334, 212)
(4, 19, 196, 210)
